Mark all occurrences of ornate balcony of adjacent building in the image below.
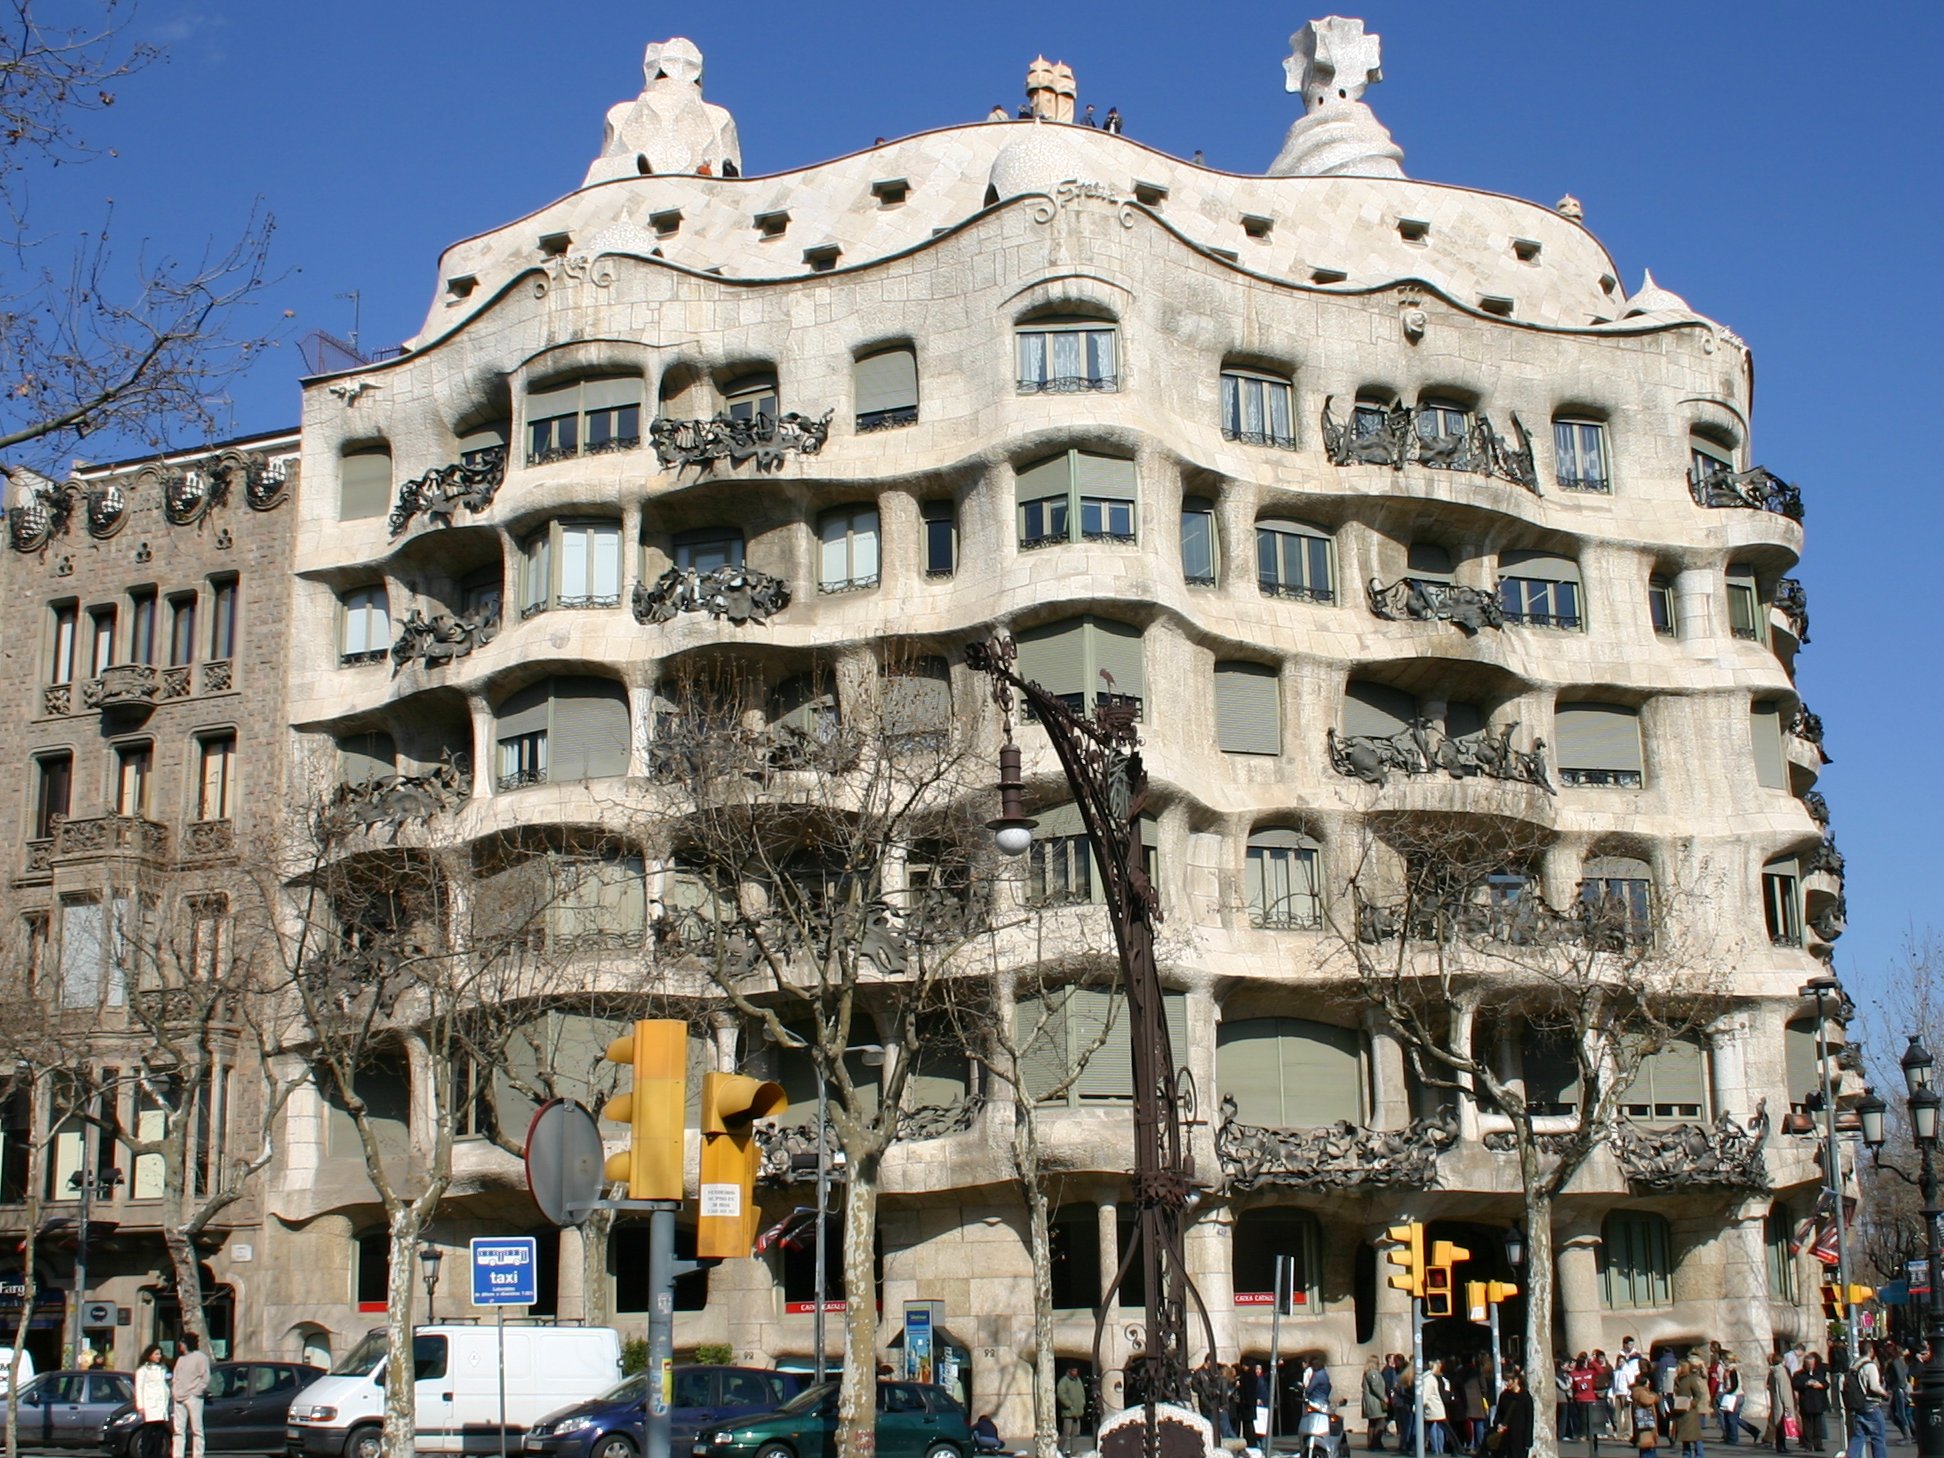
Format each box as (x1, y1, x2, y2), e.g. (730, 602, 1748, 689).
(50, 814, 171, 863)
(179, 819, 236, 860)
(1687, 461, 1805, 521)
(80, 664, 159, 717)
(1215, 1097, 1458, 1193)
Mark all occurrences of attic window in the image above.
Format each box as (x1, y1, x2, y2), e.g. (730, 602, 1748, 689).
(755, 210, 790, 240)
(1134, 181, 1169, 207)
(1241, 214, 1274, 240)
(1599, 274, 1618, 296)
(539, 232, 572, 257)
(1479, 295, 1516, 317)
(445, 275, 479, 300)
(1397, 218, 1429, 244)
(1512, 237, 1542, 263)
(650, 208, 684, 238)
(1310, 266, 1348, 284)
(871, 178, 910, 207)
(803, 244, 842, 273)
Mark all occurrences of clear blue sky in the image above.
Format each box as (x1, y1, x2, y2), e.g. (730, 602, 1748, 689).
(46, 0, 1943, 1016)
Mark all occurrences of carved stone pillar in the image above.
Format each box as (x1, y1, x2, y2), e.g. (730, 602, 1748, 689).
(1708, 1014, 1752, 1119)
(1370, 1223, 1413, 1360)
(1555, 1225, 1605, 1359)
(1366, 1013, 1410, 1131)
(710, 1009, 739, 1072)
(466, 692, 495, 799)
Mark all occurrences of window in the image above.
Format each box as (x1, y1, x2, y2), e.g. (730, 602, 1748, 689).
(460, 566, 501, 622)
(1245, 831, 1320, 927)
(1750, 701, 1787, 789)
(59, 897, 106, 1009)
(526, 376, 642, 463)
(1765, 1206, 1799, 1304)
(1414, 397, 1472, 464)
(1553, 417, 1609, 491)
(167, 595, 197, 667)
(197, 734, 236, 821)
(1015, 317, 1117, 393)
(128, 589, 157, 665)
(1763, 856, 1802, 947)
(1256, 520, 1334, 603)
(882, 657, 952, 743)
(854, 347, 919, 431)
(1690, 438, 1735, 495)
(1220, 369, 1296, 448)
(1784, 1018, 1823, 1114)
(115, 742, 152, 816)
(1213, 662, 1280, 755)
(1220, 1018, 1358, 1126)
(1180, 496, 1217, 586)
(89, 607, 117, 675)
(493, 676, 631, 790)
(549, 854, 647, 947)
(1232, 1211, 1321, 1308)
(1620, 1038, 1706, 1123)
(522, 521, 622, 614)
(1554, 702, 1644, 787)
(722, 372, 779, 422)
(1015, 450, 1137, 548)
(339, 586, 390, 664)
(33, 752, 71, 840)
(818, 506, 881, 593)
(187, 895, 229, 980)
(1578, 856, 1653, 945)
(1648, 577, 1677, 637)
(768, 673, 842, 758)
(1014, 984, 1187, 1107)
(1028, 805, 1094, 906)
(458, 423, 508, 469)
(921, 501, 956, 578)
(1048, 1203, 1101, 1308)
(338, 731, 396, 786)
(355, 1230, 389, 1308)
(1599, 1211, 1672, 1309)
(1013, 616, 1146, 718)
(1519, 1028, 1581, 1114)
(1498, 551, 1583, 629)
(1725, 564, 1762, 642)
(338, 450, 393, 521)
(50, 604, 77, 683)
(208, 577, 238, 661)
(671, 527, 744, 572)
(1351, 393, 1395, 444)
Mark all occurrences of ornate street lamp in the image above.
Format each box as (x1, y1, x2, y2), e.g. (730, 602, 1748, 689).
(966, 632, 1214, 1458)
(1504, 1226, 1527, 1272)
(419, 1243, 444, 1322)
(1860, 1035, 1944, 1458)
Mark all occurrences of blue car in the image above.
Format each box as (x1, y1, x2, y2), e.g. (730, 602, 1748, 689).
(526, 1367, 803, 1458)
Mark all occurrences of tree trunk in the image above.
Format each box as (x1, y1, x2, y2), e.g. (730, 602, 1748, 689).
(5, 1118, 45, 1458)
(381, 1209, 426, 1458)
(162, 1123, 212, 1349)
(1517, 1141, 1557, 1458)
(580, 1207, 614, 1327)
(838, 1164, 881, 1458)
(1014, 1106, 1060, 1458)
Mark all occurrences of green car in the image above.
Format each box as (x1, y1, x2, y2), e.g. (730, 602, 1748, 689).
(691, 1380, 970, 1458)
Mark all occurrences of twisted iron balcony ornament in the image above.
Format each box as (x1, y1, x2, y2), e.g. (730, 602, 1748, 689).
(965, 630, 1214, 1458)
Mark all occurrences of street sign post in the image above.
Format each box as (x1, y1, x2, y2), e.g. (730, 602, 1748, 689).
(472, 1238, 538, 1458)
(524, 1100, 606, 1228)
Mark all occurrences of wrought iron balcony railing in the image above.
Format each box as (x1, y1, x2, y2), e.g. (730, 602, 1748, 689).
(1328, 720, 1553, 793)
(632, 566, 790, 625)
(1774, 577, 1810, 642)
(1321, 397, 1538, 491)
(1688, 462, 1804, 521)
(1367, 577, 1505, 634)
(649, 411, 832, 472)
(856, 406, 918, 433)
(1221, 426, 1299, 451)
(1016, 374, 1118, 395)
(1215, 1095, 1458, 1193)
(388, 445, 506, 537)
(1558, 767, 1643, 788)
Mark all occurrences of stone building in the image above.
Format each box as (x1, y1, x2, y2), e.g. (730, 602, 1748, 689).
(0, 430, 300, 1366)
(3, 15, 1857, 1426)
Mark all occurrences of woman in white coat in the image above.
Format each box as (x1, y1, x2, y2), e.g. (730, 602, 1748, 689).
(134, 1345, 170, 1458)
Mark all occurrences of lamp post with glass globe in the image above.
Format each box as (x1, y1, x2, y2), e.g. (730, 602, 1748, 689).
(1859, 1035, 1943, 1458)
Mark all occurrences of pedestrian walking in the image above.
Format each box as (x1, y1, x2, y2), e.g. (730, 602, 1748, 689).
(1364, 1357, 1391, 1451)
(1632, 1374, 1663, 1454)
(1764, 1349, 1797, 1454)
(1719, 1355, 1758, 1445)
(1840, 1345, 1887, 1458)
(1396, 1364, 1419, 1456)
(1673, 1360, 1709, 1458)
(1490, 1371, 1536, 1458)
(170, 1333, 210, 1458)
(134, 1346, 170, 1458)
(1423, 1360, 1451, 1456)
(1792, 1354, 1831, 1454)
(1057, 1366, 1086, 1453)
(1882, 1346, 1912, 1442)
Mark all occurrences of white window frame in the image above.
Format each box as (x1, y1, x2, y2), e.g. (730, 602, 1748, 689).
(1220, 369, 1296, 449)
(1015, 319, 1118, 394)
(1553, 417, 1610, 492)
(817, 506, 881, 594)
(340, 586, 390, 662)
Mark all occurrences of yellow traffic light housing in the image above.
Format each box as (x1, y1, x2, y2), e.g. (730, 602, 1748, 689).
(696, 1071, 788, 1259)
(1384, 1222, 1425, 1297)
(1821, 1281, 1843, 1320)
(599, 1019, 688, 1201)
(1483, 1280, 1519, 1305)
(1423, 1239, 1471, 1318)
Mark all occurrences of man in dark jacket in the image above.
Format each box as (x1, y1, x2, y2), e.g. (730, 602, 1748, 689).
(1492, 1371, 1537, 1458)
(1793, 1354, 1832, 1454)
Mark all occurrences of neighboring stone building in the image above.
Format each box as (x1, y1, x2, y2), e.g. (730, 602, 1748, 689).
(0, 430, 300, 1366)
(3, 16, 1856, 1423)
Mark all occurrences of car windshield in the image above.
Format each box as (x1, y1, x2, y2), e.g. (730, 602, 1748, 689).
(331, 1333, 388, 1377)
(775, 1382, 837, 1417)
(598, 1375, 648, 1404)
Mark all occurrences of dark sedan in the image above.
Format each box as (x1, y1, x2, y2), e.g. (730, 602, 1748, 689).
(0, 1370, 134, 1449)
(103, 1362, 323, 1457)
(526, 1367, 803, 1458)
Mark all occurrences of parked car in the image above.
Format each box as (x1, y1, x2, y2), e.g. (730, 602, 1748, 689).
(105, 1361, 324, 1457)
(0, 1370, 133, 1448)
(525, 1365, 803, 1458)
(287, 1325, 621, 1458)
(690, 1380, 969, 1458)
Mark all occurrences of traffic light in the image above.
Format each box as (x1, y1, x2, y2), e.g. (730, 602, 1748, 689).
(1821, 1282, 1875, 1319)
(1424, 1239, 1471, 1318)
(696, 1071, 788, 1259)
(1481, 1280, 1519, 1305)
(1385, 1223, 1425, 1297)
(600, 1019, 688, 1201)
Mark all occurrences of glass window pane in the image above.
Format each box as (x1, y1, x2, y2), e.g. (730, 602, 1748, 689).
(851, 511, 880, 580)
(1052, 330, 1081, 380)
(820, 515, 850, 583)
(590, 527, 621, 598)
(560, 527, 590, 598)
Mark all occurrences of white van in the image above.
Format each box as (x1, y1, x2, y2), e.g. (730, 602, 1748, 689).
(0, 1348, 33, 1396)
(286, 1325, 621, 1458)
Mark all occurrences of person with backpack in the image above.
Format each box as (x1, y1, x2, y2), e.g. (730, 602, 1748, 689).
(1841, 1344, 1887, 1458)
(1881, 1345, 1912, 1442)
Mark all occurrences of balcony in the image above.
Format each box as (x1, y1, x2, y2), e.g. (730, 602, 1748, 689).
(80, 664, 159, 714)
(1327, 721, 1553, 793)
(1774, 577, 1810, 643)
(1367, 577, 1504, 634)
(1016, 373, 1118, 395)
(632, 566, 791, 626)
(51, 815, 170, 862)
(387, 446, 506, 538)
(180, 819, 236, 859)
(1687, 461, 1804, 521)
(1321, 397, 1537, 492)
(648, 411, 832, 472)
(1215, 1095, 1457, 1193)
(856, 406, 918, 433)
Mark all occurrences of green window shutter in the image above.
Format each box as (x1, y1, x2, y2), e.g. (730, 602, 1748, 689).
(1014, 992, 1071, 1104)
(1035, 802, 1088, 839)
(1015, 455, 1071, 502)
(854, 349, 918, 415)
(458, 424, 507, 455)
(338, 732, 396, 785)
(1556, 703, 1643, 772)
(1073, 452, 1137, 500)
(1279, 1019, 1362, 1127)
(1499, 549, 1581, 584)
(339, 452, 392, 521)
(1406, 542, 1454, 581)
(883, 658, 951, 736)
(1085, 617, 1145, 701)
(495, 680, 553, 739)
(527, 381, 580, 418)
(1015, 620, 1086, 700)
(580, 375, 641, 412)
(1218, 1019, 1284, 1127)
(1784, 1019, 1820, 1108)
(1072, 988, 1132, 1102)
(1213, 662, 1280, 754)
(1342, 681, 1415, 737)
(1750, 701, 1786, 788)
(1629, 1038, 1705, 1119)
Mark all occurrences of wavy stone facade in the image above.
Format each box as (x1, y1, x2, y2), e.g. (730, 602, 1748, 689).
(243, 27, 1849, 1427)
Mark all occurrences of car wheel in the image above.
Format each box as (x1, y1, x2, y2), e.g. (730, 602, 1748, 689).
(594, 1436, 639, 1458)
(756, 1442, 796, 1458)
(347, 1425, 384, 1458)
(925, 1443, 963, 1458)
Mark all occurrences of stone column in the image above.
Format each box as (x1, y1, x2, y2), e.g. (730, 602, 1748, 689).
(1708, 1014, 1752, 1118)
(1673, 567, 1715, 644)
(1191, 1207, 1237, 1362)
(1369, 1223, 1413, 1361)
(1710, 1199, 1775, 1375)
(466, 692, 495, 799)
(1367, 1013, 1410, 1130)
(1451, 999, 1481, 1143)
(1555, 1223, 1606, 1360)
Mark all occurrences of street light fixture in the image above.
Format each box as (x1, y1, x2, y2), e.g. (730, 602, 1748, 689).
(1503, 1226, 1527, 1272)
(986, 741, 1037, 858)
(419, 1243, 444, 1322)
(1859, 1034, 1943, 1458)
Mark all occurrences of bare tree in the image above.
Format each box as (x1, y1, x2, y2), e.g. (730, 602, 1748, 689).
(1328, 811, 1735, 1457)
(638, 652, 992, 1458)
(0, 1, 280, 468)
(1857, 931, 1943, 1282)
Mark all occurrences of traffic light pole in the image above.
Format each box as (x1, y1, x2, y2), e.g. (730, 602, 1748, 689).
(1488, 1303, 1501, 1394)
(646, 1203, 678, 1458)
(1413, 1296, 1426, 1458)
